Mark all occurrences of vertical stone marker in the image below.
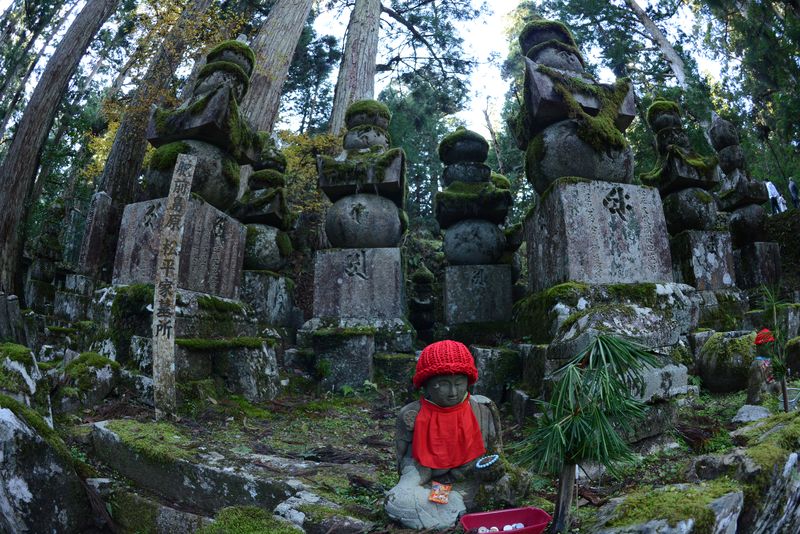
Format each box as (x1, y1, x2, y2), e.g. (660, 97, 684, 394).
(152, 154, 196, 420)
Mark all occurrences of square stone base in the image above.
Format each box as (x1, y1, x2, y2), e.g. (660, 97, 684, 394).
(444, 265, 512, 325)
(313, 248, 405, 320)
(734, 242, 781, 289)
(671, 230, 735, 290)
(525, 180, 672, 292)
(112, 198, 246, 298)
(239, 271, 300, 327)
(312, 333, 375, 392)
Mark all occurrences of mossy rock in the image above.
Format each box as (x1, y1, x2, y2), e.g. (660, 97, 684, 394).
(344, 99, 391, 129)
(195, 60, 250, 100)
(525, 39, 585, 66)
(0, 342, 34, 367)
(410, 263, 435, 284)
(148, 141, 190, 172)
(697, 332, 756, 393)
(249, 169, 285, 190)
(434, 180, 512, 229)
(254, 131, 287, 172)
(491, 172, 511, 190)
(198, 506, 301, 533)
(438, 127, 489, 165)
(519, 19, 578, 53)
(646, 99, 682, 129)
(206, 40, 256, 76)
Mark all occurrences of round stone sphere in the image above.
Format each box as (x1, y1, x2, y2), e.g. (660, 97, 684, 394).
(530, 46, 583, 72)
(526, 119, 633, 195)
(709, 117, 739, 151)
(325, 194, 402, 248)
(206, 42, 255, 77)
(443, 219, 506, 265)
(662, 188, 718, 235)
(144, 140, 239, 211)
(442, 162, 491, 187)
(729, 204, 765, 248)
(244, 224, 286, 271)
(438, 128, 489, 165)
(717, 145, 745, 174)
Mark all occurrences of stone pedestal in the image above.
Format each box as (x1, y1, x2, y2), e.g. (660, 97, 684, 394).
(112, 198, 246, 298)
(239, 271, 300, 327)
(733, 242, 781, 289)
(312, 332, 375, 392)
(312, 248, 405, 319)
(525, 179, 672, 292)
(444, 265, 512, 324)
(671, 231, 736, 290)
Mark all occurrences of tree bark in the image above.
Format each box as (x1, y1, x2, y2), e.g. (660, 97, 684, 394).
(622, 0, 686, 87)
(0, 0, 119, 294)
(329, 0, 381, 134)
(553, 463, 576, 533)
(80, 0, 212, 279)
(241, 0, 314, 133)
(483, 101, 505, 175)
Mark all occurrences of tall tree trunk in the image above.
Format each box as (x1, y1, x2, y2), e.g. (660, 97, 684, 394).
(483, 101, 505, 175)
(0, 2, 77, 135)
(241, 0, 314, 132)
(105, 24, 159, 100)
(329, 0, 380, 134)
(0, 0, 119, 295)
(80, 0, 212, 279)
(622, 0, 686, 87)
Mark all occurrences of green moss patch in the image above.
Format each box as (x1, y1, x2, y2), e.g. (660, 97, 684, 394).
(312, 326, 377, 339)
(206, 40, 256, 70)
(148, 141, 189, 171)
(196, 60, 250, 94)
(249, 169, 285, 189)
(438, 127, 488, 163)
(606, 479, 740, 532)
(344, 99, 391, 125)
(105, 419, 195, 463)
(65, 352, 119, 391)
(0, 393, 72, 464)
(410, 264, 435, 284)
(692, 189, 714, 204)
(276, 231, 293, 257)
(491, 172, 511, 190)
(199, 506, 299, 534)
(175, 337, 270, 351)
(0, 343, 34, 367)
(197, 295, 245, 316)
(526, 39, 584, 65)
(434, 180, 512, 228)
(513, 282, 591, 342)
(646, 100, 681, 126)
(318, 148, 404, 185)
(519, 19, 577, 50)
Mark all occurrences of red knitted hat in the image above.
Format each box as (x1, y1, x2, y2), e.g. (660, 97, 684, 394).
(413, 340, 478, 389)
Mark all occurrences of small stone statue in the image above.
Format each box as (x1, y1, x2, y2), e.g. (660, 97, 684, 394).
(385, 340, 510, 529)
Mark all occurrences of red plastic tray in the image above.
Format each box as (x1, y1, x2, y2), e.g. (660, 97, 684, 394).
(460, 506, 552, 534)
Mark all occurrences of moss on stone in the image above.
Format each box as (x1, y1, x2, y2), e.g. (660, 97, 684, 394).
(347, 123, 390, 144)
(312, 326, 377, 339)
(276, 231, 293, 257)
(106, 419, 195, 463)
(222, 158, 241, 188)
(646, 100, 681, 127)
(175, 337, 270, 351)
(64, 352, 119, 391)
(738, 411, 800, 489)
(518, 19, 578, 51)
(699, 332, 756, 370)
(344, 99, 391, 124)
(692, 189, 714, 204)
(110, 491, 159, 534)
(411, 263, 435, 284)
(435, 180, 512, 221)
(513, 282, 591, 342)
(0, 343, 34, 367)
(197, 295, 245, 316)
(148, 141, 190, 172)
(245, 225, 258, 248)
(526, 39, 585, 65)
(606, 479, 741, 532)
(319, 147, 403, 185)
(605, 283, 658, 307)
(249, 169, 285, 189)
(438, 127, 488, 163)
(197, 60, 250, 94)
(491, 172, 511, 190)
(538, 176, 592, 203)
(206, 40, 256, 70)
(0, 393, 72, 464)
(398, 208, 409, 234)
(199, 506, 299, 534)
(670, 343, 693, 368)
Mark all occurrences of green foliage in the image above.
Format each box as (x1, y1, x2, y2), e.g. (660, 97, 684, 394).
(198, 506, 299, 534)
(105, 419, 194, 463)
(513, 335, 659, 474)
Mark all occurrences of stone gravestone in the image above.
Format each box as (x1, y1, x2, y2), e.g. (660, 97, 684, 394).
(151, 154, 196, 419)
(435, 128, 516, 326)
(300, 100, 414, 390)
(640, 101, 735, 290)
(709, 114, 781, 288)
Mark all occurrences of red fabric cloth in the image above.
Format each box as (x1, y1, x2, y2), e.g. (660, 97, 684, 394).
(413, 340, 478, 389)
(412, 395, 486, 469)
(755, 328, 775, 345)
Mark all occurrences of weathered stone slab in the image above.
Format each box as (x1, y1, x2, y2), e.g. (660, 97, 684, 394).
(519, 343, 547, 395)
(113, 197, 246, 299)
(469, 346, 521, 404)
(212, 342, 279, 402)
(619, 401, 678, 444)
(671, 230, 736, 290)
(91, 421, 293, 514)
(110, 488, 213, 534)
(299, 317, 414, 353)
(635, 359, 689, 404)
(444, 265, 512, 324)
(646, 156, 720, 196)
(240, 271, 297, 327)
(313, 248, 405, 320)
(0, 294, 26, 345)
(733, 242, 781, 289)
(526, 180, 672, 291)
(24, 279, 55, 314)
(317, 149, 406, 205)
(523, 58, 635, 137)
(53, 291, 91, 322)
(698, 331, 756, 393)
(78, 191, 113, 276)
(312, 333, 374, 392)
(717, 177, 768, 212)
(64, 274, 95, 296)
(510, 389, 538, 426)
(228, 187, 290, 229)
(0, 407, 91, 533)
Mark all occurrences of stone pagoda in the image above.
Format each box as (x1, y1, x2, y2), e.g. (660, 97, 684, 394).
(709, 114, 781, 288)
(641, 100, 736, 292)
(513, 19, 692, 441)
(434, 127, 515, 327)
(299, 99, 415, 391)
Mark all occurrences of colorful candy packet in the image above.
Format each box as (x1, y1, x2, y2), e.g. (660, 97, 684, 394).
(428, 481, 452, 504)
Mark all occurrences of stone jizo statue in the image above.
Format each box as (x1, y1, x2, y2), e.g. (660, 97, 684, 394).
(385, 340, 509, 529)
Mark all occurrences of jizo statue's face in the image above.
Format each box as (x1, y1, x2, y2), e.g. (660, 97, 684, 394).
(425, 374, 469, 407)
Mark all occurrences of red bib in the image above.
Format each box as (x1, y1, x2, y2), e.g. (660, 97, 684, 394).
(412, 395, 486, 470)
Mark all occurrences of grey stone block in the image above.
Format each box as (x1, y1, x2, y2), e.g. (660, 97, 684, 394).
(510, 389, 538, 426)
(469, 346, 521, 404)
(64, 274, 95, 296)
(313, 248, 405, 320)
(240, 271, 297, 327)
(299, 318, 414, 353)
(671, 230, 736, 290)
(78, 191, 113, 276)
(53, 291, 91, 322)
(212, 342, 279, 402)
(325, 194, 402, 248)
(317, 150, 405, 205)
(526, 180, 672, 292)
(313, 333, 374, 392)
(444, 265, 512, 325)
(635, 359, 689, 404)
(733, 241, 781, 289)
(519, 343, 546, 396)
(113, 198, 246, 299)
(716, 176, 768, 212)
(662, 188, 718, 234)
